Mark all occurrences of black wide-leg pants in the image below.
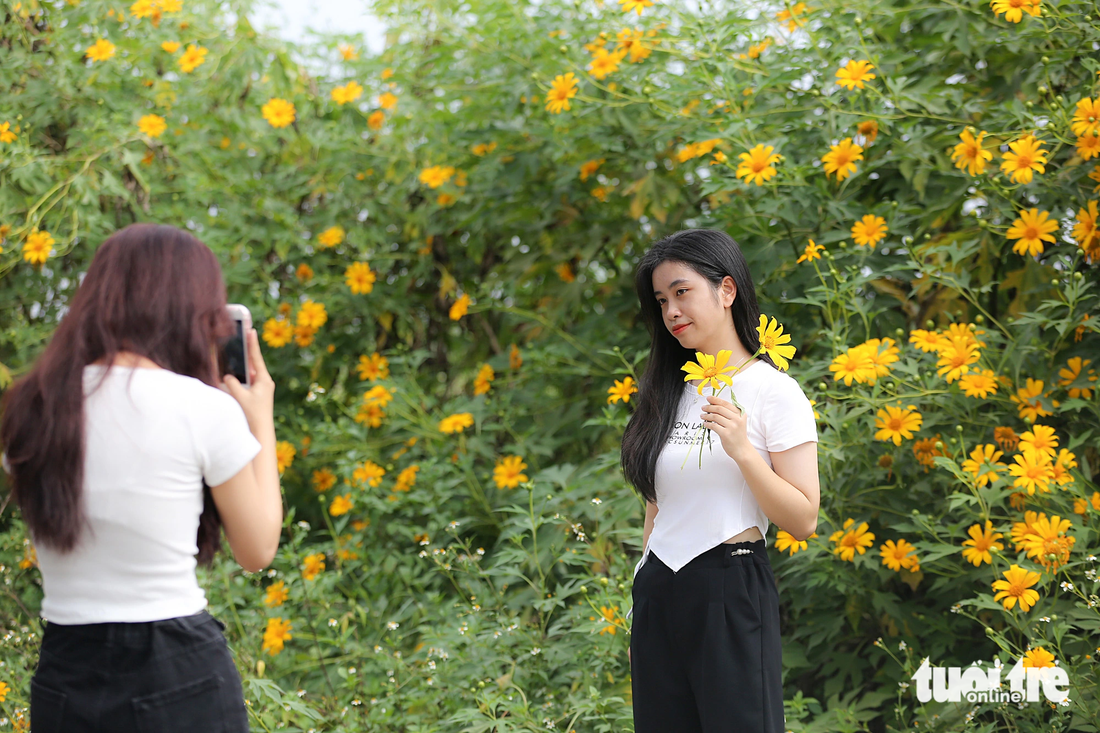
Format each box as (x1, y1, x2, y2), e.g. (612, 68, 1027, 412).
(630, 539, 785, 733)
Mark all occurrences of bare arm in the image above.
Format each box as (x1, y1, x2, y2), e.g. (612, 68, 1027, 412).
(737, 441, 819, 541)
(211, 328, 283, 572)
(642, 500, 658, 553)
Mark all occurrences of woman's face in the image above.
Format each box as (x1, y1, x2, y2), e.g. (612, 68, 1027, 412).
(652, 260, 735, 346)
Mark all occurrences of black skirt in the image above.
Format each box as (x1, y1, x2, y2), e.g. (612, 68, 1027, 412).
(630, 539, 785, 733)
(29, 610, 249, 733)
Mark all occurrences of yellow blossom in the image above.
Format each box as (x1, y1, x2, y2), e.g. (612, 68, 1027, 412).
(607, 376, 638, 404)
(356, 352, 390, 381)
(264, 580, 289, 607)
(992, 564, 1040, 612)
(618, 0, 654, 14)
(345, 262, 376, 294)
(874, 404, 923, 445)
(86, 38, 116, 62)
(797, 239, 824, 263)
(449, 293, 470, 320)
(1000, 134, 1047, 184)
(137, 114, 167, 138)
(879, 538, 919, 572)
(493, 456, 529, 489)
(545, 72, 579, 114)
(961, 521, 1003, 566)
(775, 529, 814, 555)
(261, 98, 296, 128)
(177, 44, 208, 73)
(297, 300, 327, 329)
(262, 318, 293, 347)
(329, 494, 353, 516)
(301, 553, 325, 581)
(829, 518, 875, 561)
(438, 412, 474, 434)
(1006, 208, 1058, 256)
(275, 441, 296, 474)
(835, 60, 876, 90)
(161, 40, 181, 53)
(317, 225, 345, 248)
(735, 144, 781, 185)
(331, 81, 364, 105)
(262, 617, 292, 655)
(22, 229, 55, 265)
(757, 314, 796, 370)
(850, 215, 888, 248)
(378, 92, 398, 109)
(822, 138, 863, 181)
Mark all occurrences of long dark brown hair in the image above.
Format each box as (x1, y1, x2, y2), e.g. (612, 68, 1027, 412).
(0, 223, 236, 564)
(620, 229, 776, 503)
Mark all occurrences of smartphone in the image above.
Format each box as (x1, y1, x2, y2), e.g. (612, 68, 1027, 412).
(219, 304, 252, 387)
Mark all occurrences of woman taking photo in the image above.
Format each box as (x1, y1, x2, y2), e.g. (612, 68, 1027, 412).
(621, 229, 820, 733)
(0, 223, 283, 732)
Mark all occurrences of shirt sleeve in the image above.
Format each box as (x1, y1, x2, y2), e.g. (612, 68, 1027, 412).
(191, 386, 262, 487)
(764, 375, 818, 453)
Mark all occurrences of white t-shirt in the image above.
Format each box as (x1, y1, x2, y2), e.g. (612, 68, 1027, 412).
(9, 365, 261, 624)
(635, 358, 818, 577)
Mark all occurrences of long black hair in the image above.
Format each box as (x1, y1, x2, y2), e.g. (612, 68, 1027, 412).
(620, 229, 776, 503)
(0, 223, 236, 564)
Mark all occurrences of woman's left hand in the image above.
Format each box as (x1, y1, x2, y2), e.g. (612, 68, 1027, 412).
(701, 395, 751, 463)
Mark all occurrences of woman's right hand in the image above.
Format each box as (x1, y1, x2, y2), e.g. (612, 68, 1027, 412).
(222, 328, 275, 432)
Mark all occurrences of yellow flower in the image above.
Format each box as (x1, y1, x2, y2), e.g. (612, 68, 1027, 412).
(262, 617, 292, 655)
(991, 564, 1040, 612)
(850, 215, 888, 248)
(856, 120, 879, 143)
(555, 262, 575, 282)
(345, 262, 376, 294)
(22, 229, 55, 265)
(353, 404, 383, 427)
(874, 404, 923, 445)
(510, 343, 523, 370)
(735, 144, 781, 185)
(1072, 200, 1099, 263)
(1006, 208, 1058, 256)
(311, 468, 337, 492)
(829, 518, 875, 561)
(0, 121, 16, 144)
(961, 521, 1003, 566)
(615, 27, 654, 63)
(1009, 378, 1059, 421)
(275, 441, 296, 474)
(338, 43, 358, 61)
(1089, 166, 1100, 193)
(449, 293, 470, 320)
(177, 44, 208, 73)
(775, 2, 809, 31)
(261, 97, 296, 128)
(381, 67, 394, 80)
(1022, 647, 1056, 668)
(439, 412, 475, 434)
(935, 338, 980, 383)
(797, 239, 824, 263)
(619, 0, 654, 14)
(1000, 134, 1047, 184)
(377, 91, 398, 110)
(756, 315, 796, 370)
(745, 38, 772, 59)
(367, 110, 385, 130)
(352, 460, 386, 487)
(835, 59, 876, 90)
(1058, 357, 1097, 400)
(316, 225, 345, 248)
(681, 349, 739, 394)
(774, 529, 813, 555)
(579, 159, 605, 181)
(1020, 514, 1074, 572)
(591, 186, 611, 202)
(263, 580, 289, 607)
(822, 138, 863, 181)
(363, 385, 393, 408)
(1077, 132, 1100, 161)
(329, 494, 353, 516)
(950, 129, 993, 176)
(295, 263, 313, 282)
(419, 165, 455, 188)
(989, 0, 1042, 22)
(493, 455, 529, 489)
(394, 465, 419, 492)
(161, 40, 180, 53)
(961, 444, 1007, 487)
(356, 352, 390, 381)
(262, 317, 293, 347)
(331, 81, 363, 105)
(908, 329, 945, 353)
(1018, 424, 1058, 460)
(545, 72, 579, 114)
(137, 114, 167, 138)
(86, 38, 116, 62)
(1008, 449, 1055, 495)
(472, 142, 498, 156)
(607, 376, 638, 404)
(957, 368, 998, 398)
(437, 193, 456, 207)
(297, 299, 327, 329)
(1071, 97, 1100, 137)
(880, 538, 919, 572)
(588, 48, 626, 80)
(301, 553, 325, 581)
(473, 363, 495, 395)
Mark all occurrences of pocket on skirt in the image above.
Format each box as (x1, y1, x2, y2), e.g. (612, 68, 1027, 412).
(30, 678, 68, 733)
(132, 673, 226, 733)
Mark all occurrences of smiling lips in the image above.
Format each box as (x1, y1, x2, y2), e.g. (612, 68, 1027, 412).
(672, 323, 691, 335)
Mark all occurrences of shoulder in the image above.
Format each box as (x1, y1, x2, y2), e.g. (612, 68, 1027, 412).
(760, 365, 811, 402)
(148, 370, 241, 413)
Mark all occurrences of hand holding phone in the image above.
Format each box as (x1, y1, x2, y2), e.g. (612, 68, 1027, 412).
(221, 304, 252, 388)
(222, 325, 276, 433)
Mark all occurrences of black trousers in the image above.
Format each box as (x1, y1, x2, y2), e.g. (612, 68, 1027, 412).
(30, 610, 249, 733)
(630, 540, 785, 733)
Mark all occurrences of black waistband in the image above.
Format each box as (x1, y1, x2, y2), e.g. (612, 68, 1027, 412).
(651, 539, 768, 570)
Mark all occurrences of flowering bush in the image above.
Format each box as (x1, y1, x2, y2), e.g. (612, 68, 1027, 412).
(2, 0, 1100, 730)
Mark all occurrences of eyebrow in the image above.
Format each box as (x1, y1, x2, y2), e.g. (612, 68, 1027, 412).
(653, 279, 690, 296)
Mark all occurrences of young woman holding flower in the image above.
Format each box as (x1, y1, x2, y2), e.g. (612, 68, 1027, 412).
(620, 229, 820, 732)
(0, 223, 282, 732)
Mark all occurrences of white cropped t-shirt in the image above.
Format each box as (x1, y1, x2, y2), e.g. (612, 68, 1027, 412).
(4, 365, 261, 624)
(634, 359, 818, 578)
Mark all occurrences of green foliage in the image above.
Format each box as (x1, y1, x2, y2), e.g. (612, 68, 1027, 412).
(2, 0, 1100, 730)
